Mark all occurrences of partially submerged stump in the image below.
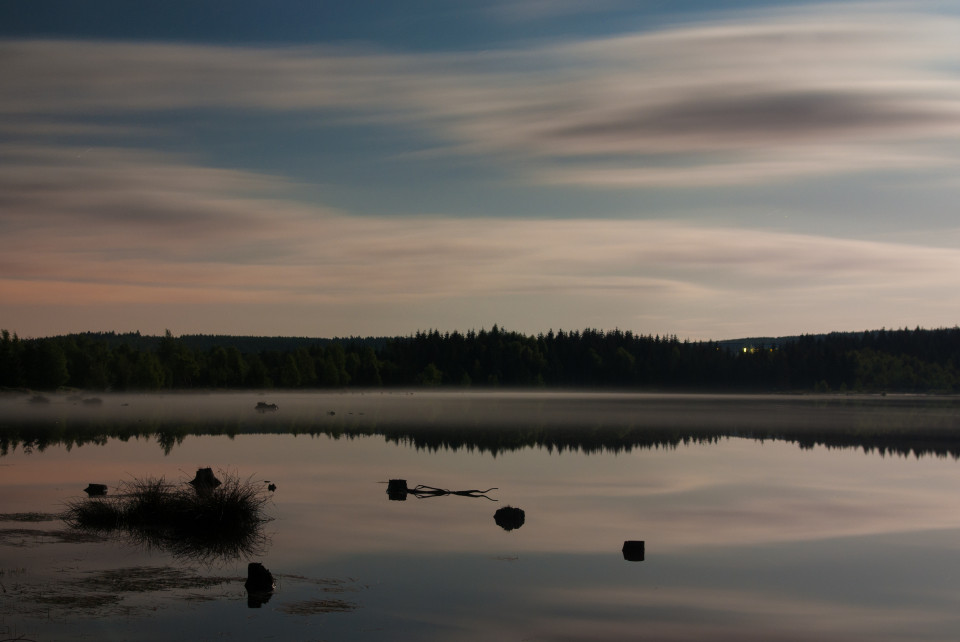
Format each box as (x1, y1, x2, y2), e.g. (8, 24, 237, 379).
(255, 402, 279, 413)
(245, 562, 275, 608)
(188, 468, 222, 492)
(387, 479, 408, 501)
(622, 540, 645, 562)
(84, 483, 108, 497)
(494, 506, 525, 531)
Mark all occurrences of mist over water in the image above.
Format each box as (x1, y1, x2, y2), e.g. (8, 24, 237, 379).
(3, 390, 960, 457)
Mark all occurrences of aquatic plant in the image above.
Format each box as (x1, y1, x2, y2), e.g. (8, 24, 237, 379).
(62, 471, 272, 562)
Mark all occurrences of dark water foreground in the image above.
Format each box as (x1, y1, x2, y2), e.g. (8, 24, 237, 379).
(3, 392, 960, 641)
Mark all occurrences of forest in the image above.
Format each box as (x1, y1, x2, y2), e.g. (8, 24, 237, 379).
(1, 325, 959, 393)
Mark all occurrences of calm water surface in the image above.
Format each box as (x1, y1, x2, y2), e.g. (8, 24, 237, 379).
(3, 392, 960, 641)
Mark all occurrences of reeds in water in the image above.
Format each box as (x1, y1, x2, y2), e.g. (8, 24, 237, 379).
(63, 472, 272, 562)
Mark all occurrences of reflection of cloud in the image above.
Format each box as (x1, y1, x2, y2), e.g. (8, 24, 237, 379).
(529, 583, 940, 642)
(2, 4, 960, 186)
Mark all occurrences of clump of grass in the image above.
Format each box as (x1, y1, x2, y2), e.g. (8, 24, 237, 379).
(62, 472, 272, 562)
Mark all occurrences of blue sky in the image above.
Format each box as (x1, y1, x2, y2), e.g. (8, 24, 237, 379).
(3, 1, 960, 339)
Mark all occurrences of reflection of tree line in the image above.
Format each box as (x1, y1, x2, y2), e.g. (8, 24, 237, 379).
(3, 326, 960, 392)
(4, 412, 960, 459)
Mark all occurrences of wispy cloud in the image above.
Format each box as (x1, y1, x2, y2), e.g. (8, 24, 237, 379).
(3, 141, 960, 337)
(4, 2, 960, 336)
(3, 3, 960, 187)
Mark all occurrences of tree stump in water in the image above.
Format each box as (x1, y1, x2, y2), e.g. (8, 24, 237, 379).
(622, 540, 645, 562)
(188, 468, 221, 492)
(84, 483, 108, 496)
(387, 479, 408, 501)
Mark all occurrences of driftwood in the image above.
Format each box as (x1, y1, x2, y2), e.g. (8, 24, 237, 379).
(411, 484, 498, 499)
(385, 479, 497, 501)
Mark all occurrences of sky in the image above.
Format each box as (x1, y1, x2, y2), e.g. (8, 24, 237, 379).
(2, 0, 960, 340)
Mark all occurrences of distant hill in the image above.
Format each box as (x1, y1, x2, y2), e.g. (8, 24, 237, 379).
(717, 330, 890, 353)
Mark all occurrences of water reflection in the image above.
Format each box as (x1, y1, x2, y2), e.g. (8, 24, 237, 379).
(5, 393, 960, 641)
(3, 391, 960, 459)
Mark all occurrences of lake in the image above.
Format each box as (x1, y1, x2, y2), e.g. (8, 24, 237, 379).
(3, 391, 960, 641)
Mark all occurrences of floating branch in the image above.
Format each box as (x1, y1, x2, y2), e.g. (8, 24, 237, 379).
(385, 479, 498, 501)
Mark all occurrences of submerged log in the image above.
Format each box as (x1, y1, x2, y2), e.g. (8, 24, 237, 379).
(622, 540, 645, 562)
(494, 506, 525, 531)
(84, 483, 108, 496)
(255, 402, 279, 412)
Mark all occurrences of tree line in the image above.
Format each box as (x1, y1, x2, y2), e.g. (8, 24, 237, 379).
(1, 325, 959, 393)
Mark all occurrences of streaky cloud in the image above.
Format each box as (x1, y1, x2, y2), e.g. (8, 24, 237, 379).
(3, 141, 960, 329)
(2, 3, 960, 186)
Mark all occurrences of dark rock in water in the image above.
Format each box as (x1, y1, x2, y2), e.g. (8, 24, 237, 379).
(187, 468, 222, 491)
(387, 479, 408, 501)
(245, 562, 275, 608)
(622, 540, 645, 562)
(245, 562, 275, 591)
(84, 483, 108, 496)
(494, 506, 526, 531)
(255, 402, 279, 412)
